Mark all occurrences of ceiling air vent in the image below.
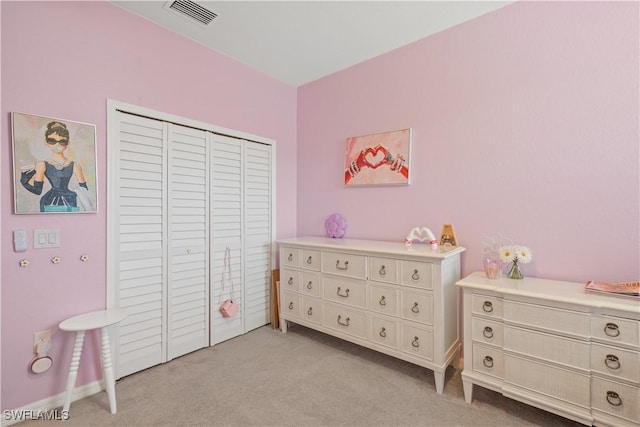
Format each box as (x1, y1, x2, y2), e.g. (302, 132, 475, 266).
(165, 0, 217, 26)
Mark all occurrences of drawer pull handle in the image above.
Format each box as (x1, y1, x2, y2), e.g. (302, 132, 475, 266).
(288, 302, 294, 310)
(605, 354, 621, 370)
(411, 270, 420, 281)
(336, 260, 349, 270)
(288, 277, 294, 285)
(287, 253, 293, 262)
(337, 287, 350, 297)
(606, 391, 622, 407)
(483, 356, 494, 368)
(411, 302, 420, 313)
(379, 296, 386, 306)
(306, 256, 313, 264)
(483, 327, 494, 339)
(379, 327, 387, 338)
(412, 336, 420, 348)
(307, 307, 313, 316)
(482, 301, 493, 313)
(379, 265, 386, 276)
(307, 281, 313, 290)
(337, 315, 350, 326)
(604, 323, 620, 337)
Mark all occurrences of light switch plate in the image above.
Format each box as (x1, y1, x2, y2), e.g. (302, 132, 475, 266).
(33, 229, 60, 249)
(13, 229, 27, 252)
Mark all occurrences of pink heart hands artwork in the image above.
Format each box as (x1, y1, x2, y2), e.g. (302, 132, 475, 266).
(345, 144, 408, 184)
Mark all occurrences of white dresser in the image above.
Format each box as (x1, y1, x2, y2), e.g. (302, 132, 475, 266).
(457, 272, 640, 426)
(278, 236, 465, 394)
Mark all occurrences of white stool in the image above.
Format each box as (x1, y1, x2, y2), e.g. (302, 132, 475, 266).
(59, 309, 127, 415)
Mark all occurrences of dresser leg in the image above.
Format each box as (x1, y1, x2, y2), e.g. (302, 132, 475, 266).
(462, 378, 473, 403)
(280, 316, 287, 333)
(434, 371, 445, 394)
(63, 330, 85, 413)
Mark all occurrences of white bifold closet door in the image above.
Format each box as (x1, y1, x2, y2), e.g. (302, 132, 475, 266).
(114, 112, 209, 378)
(111, 109, 272, 378)
(209, 134, 272, 345)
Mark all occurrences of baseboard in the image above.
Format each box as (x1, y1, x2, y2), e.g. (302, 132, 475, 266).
(1, 380, 103, 426)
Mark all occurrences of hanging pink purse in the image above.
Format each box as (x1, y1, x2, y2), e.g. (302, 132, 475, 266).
(220, 299, 239, 318)
(219, 246, 240, 318)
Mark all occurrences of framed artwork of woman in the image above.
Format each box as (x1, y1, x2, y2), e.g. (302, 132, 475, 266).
(12, 112, 98, 214)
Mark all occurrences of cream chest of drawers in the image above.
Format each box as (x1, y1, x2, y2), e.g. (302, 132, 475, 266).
(277, 236, 465, 394)
(457, 272, 640, 426)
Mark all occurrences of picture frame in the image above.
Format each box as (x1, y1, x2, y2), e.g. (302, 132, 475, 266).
(344, 128, 411, 186)
(12, 112, 98, 214)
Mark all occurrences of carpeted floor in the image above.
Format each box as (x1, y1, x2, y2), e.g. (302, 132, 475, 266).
(19, 324, 583, 426)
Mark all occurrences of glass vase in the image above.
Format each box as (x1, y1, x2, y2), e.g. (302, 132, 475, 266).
(483, 257, 501, 279)
(507, 260, 523, 280)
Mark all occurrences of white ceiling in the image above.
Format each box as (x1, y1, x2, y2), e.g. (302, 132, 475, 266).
(111, 1, 513, 87)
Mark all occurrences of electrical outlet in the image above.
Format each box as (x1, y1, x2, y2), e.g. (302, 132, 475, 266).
(34, 330, 51, 352)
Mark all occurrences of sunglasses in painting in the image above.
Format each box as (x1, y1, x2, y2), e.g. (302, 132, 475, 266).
(46, 138, 69, 146)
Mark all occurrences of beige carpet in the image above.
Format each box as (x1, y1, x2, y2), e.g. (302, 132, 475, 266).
(20, 325, 581, 426)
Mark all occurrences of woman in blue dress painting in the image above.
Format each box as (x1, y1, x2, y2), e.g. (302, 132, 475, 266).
(20, 121, 89, 212)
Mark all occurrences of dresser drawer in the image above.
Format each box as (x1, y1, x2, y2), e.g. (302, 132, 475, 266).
(591, 343, 640, 383)
(280, 269, 301, 292)
(280, 247, 300, 268)
(323, 276, 367, 309)
(370, 257, 399, 284)
(400, 260, 432, 289)
(472, 317, 503, 347)
(504, 325, 590, 370)
(400, 290, 433, 325)
(472, 343, 504, 379)
(504, 300, 590, 338)
(301, 272, 321, 297)
(300, 249, 321, 271)
(401, 324, 433, 361)
(281, 292, 300, 317)
(371, 316, 398, 349)
(591, 315, 640, 349)
(471, 294, 503, 319)
(323, 303, 368, 340)
(591, 377, 640, 424)
(504, 354, 591, 407)
(301, 297, 321, 324)
(370, 285, 399, 317)
(321, 251, 367, 279)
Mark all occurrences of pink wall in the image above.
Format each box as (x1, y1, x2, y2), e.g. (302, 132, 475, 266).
(2, 0, 639, 414)
(297, 1, 639, 285)
(1, 2, 297, 410)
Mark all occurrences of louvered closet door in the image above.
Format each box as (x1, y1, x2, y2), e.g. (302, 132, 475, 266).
(210, 134, 244, 345)
(167, 124, 209, 360)
(243, 141, 272, 331)
(115, 112, 167, 378)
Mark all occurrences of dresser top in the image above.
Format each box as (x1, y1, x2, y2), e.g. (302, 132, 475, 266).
(457, 272, 640, 315)
(277, 236, 465, 259)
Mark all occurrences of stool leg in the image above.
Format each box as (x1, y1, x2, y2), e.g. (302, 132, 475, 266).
(63, 330, 85, 413)
(100, 326, 117, 414)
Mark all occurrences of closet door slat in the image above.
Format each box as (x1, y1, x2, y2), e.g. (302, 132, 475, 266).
(167, 124, 210, 360)
(210, 134, 244, 344)
(115, 112, 166, 378)
(243, 142, 272, 332)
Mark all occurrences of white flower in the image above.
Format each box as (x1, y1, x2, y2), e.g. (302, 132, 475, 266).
(515, 246, 533, 264)
(498, 246, 515, 263)
(499, 245, 533, 264)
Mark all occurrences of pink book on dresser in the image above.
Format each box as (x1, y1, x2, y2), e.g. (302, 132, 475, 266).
(584, 280, 639, 298)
